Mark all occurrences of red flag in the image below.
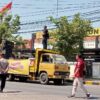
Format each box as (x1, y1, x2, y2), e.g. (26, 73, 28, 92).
(0, 2, 12, 14)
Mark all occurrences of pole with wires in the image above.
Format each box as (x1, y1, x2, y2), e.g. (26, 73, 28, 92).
(57, 0, 58, 17)
(10, 0, 13, 14)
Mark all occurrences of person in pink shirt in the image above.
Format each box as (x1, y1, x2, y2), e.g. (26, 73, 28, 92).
(69, 54, 91, 98)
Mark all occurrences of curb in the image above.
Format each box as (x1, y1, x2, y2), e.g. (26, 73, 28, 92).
(84, 81, 100, 85)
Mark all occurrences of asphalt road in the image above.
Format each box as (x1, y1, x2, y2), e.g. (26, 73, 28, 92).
(0, 80, 100, 100)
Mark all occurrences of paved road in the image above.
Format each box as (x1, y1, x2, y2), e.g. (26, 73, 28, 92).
(0, 81, 100, 100)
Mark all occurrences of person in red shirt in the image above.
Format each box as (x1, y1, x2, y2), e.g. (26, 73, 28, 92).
(69, 54, 91, 98)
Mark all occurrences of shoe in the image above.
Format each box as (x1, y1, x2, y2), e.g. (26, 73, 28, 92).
(68, 95, 75, 98)
(86, 93, 90, 98)
(0, 89, 3, 93)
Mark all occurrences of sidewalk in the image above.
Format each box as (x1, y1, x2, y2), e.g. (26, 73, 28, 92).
(84, 78, 100, 85)
(67, 78, 100, 85)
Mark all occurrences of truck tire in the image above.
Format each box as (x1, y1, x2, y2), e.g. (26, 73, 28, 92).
(39, 72, 48, 85)
(54, 79, 63, 85)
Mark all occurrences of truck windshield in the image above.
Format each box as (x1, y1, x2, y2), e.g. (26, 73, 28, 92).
(52, 54, 67, 64)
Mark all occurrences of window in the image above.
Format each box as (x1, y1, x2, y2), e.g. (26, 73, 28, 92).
(42, 55, 52, 63)
(52, 54, 67, 64)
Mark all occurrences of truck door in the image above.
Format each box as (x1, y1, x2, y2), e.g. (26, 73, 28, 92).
(39, 54, 54, 74)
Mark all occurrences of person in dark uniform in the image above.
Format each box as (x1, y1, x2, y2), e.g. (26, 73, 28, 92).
(42, 26, 49, 49)
(86, 60, 92, 78)
(0, 53, 9, 92)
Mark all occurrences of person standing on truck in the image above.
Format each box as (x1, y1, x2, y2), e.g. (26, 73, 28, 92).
(0, 53, 9, 92)
(42, 26, 49, 49)
(69, 54, 91, 98)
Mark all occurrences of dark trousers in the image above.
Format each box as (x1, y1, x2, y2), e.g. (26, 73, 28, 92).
(86, 65, 92, 77)
(42, 38, 47, 49)
(0, 74, 7, 91)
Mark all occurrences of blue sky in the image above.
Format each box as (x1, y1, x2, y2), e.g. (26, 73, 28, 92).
(0, 0, 100, 39)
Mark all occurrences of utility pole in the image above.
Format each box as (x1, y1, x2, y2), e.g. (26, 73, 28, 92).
(31, 33, 36, 50)
(57, 0, 58, 17)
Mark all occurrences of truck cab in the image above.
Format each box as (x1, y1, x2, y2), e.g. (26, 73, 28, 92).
(38, 53, 69, 84)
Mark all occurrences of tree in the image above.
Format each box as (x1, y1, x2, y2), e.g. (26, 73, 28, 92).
(0, 14, 26, 58)
(49, 14, 93, 59)
(14, 36, 26, 49)
(0, 14, 20, 44)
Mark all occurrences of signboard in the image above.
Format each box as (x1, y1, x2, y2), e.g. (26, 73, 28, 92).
(83, 40, 96, 49)
(88, 28, 100, 36)
(34, 43, 53, 49)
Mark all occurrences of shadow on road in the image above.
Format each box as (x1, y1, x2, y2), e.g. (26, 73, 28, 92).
(3, 91, 21, 93)
(7, 80, 73, 86)
(89, 97, 100, 99)
(74, 96, 100, 100)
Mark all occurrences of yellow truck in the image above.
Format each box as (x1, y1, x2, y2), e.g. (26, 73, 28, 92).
(8, 48, 70, 85)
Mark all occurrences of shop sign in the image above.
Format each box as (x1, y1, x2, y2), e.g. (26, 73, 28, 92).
(83, 41, 96, 49)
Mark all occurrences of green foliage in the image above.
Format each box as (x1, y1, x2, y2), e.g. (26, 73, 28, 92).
(0, 14, 24, 48)
(49, 14, 93, 59)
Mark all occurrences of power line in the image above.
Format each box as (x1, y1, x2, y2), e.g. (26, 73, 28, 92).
(18, 16, 100, 34)
(17, 18, 100, 34)
(20, 9, 100, 26)
(18, 5, 100, 18)
(17, 27, 56, 34)
(1, 1, 100, 18)
(18, 11, 100, 34)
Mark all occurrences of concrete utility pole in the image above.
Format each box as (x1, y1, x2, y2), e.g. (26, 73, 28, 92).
(31, 33, 36, 50)
(57, 0, 59, 17)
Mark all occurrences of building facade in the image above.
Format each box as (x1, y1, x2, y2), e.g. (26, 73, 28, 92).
(83, 28, 100, 79)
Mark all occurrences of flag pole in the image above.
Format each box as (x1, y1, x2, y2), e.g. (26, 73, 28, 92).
(10, 0, 13, 15)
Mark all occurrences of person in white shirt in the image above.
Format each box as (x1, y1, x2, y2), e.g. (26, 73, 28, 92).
(0, 53, 9, 92)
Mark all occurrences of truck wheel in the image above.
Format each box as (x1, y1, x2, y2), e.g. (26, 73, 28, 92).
(39, 73, 48, 85)
(54, 79, 63, 85)
(7, 74, 15, 81)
